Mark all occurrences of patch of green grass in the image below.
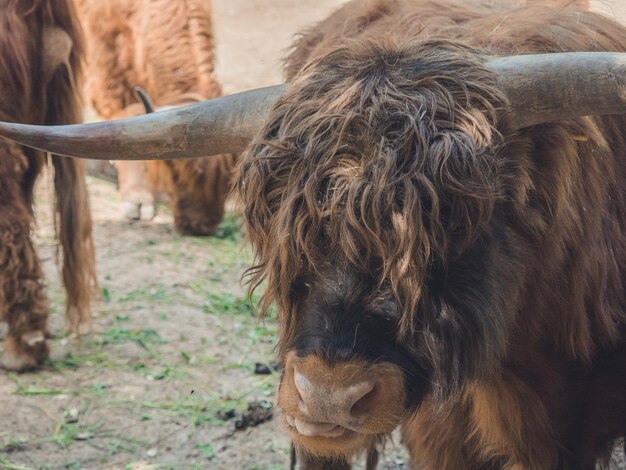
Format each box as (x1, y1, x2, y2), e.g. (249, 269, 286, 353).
(145, 365, 185, 381)
(139, 255, 155, 264)
(246, 324, 277, 346)
(48, 420, 145, 456)
(0, 437, 27, 452)
(15, 386, 66, 396)
(190, 290, 258, 317)
(187, 216, 250, 269)
(61, 461, 83, 469)
(195, 442, 215, 460)
(105, 439, 128, 456)
(139, 394, 245, 427)
(50, 421, 100, 448)
(101, 327, 166, 347)
(207, 293, 254, 316)
(104, 330, 163, 359)
(49, 351, 109, 371)
(260, 380, 276, 397)
(154, 466, 203, 470)
(213, 214, 242, 241)
(187, 355, 219, 367)
(87, 383, 107, 396)
(103, 434, 147, 457)
(9, 375, 67, 396)
(118, 285, 170, 303)
(101, 286, 112, 302)
(220, 362, 252, 372)
(161, 403, 218, 426)
(103, 284, 176, 305)
(157, 249, 195, 263)
(0, 457, 32, 470)
(180, 351, 191, 364)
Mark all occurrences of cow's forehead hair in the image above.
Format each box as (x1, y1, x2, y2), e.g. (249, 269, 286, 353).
(312, 260, 363, 292)
(306, 263, 395, 315)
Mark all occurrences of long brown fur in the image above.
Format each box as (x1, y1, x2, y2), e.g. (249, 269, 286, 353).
(0, 0, 96, 370)
(76, 0, 234, 235)
(237, 0, 625, 467)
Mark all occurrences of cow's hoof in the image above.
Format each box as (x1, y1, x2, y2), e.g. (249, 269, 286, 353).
(121, 199, 156, 221)
(1, 334, 49, 372)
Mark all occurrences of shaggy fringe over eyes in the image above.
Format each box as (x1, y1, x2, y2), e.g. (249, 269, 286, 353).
(238, 38, 508, 347)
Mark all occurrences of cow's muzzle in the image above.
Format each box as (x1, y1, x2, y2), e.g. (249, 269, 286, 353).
(278, 352, 406, 458)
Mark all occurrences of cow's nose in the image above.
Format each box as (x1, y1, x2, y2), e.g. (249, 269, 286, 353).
(279, 353, 406, 457)
(291, 368, 378, 434)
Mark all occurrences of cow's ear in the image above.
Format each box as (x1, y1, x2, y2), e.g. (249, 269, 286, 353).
(419, 226, 520, 399)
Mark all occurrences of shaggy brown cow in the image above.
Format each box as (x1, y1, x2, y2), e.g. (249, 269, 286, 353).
(256, 2, 625, 467)
(0, 0, 624, 468)
(0, 0, 96, 371)
(76, 0, 234, 235)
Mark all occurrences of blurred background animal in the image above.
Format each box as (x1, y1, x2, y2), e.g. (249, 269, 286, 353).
(0, 0, 96, 371)
(76, 0, 234, 235)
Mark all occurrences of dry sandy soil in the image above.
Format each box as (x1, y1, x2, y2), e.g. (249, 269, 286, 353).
(0, 1, 625, 469)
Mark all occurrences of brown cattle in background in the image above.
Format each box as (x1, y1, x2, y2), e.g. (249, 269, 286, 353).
(77, 0, 234, 235)
(0, 0, 96, 371)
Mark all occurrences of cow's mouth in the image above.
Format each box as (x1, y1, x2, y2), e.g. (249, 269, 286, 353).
(282, 411, 380, 459)
(284, 414, 353, 438)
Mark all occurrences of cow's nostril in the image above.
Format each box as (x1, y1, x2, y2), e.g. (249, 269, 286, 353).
(294, 370, 314, 415)
(347, 381, 377, 418)
(294, 370, 313, 398)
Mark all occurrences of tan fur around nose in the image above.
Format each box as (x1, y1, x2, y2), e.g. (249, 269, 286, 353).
(278, 352, 406, 459)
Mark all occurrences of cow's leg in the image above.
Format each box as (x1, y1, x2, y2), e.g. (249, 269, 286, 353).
(114, 160, 156, 221)
(0, 195, 50, 371)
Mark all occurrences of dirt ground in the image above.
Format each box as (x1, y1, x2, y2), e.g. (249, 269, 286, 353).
(0, 1, 624, 469)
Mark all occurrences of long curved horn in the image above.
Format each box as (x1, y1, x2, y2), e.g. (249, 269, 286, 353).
(0, 52, 625, 160)
(491, 52, 626, 129)
(0, 84, 286, 160)
(133, 86, 156, 114)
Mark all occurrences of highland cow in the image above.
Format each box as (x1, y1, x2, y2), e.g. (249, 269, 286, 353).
(0, 0, 624, 468)
(0, 0, 96, 371)
(76, 0, 234, 235)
